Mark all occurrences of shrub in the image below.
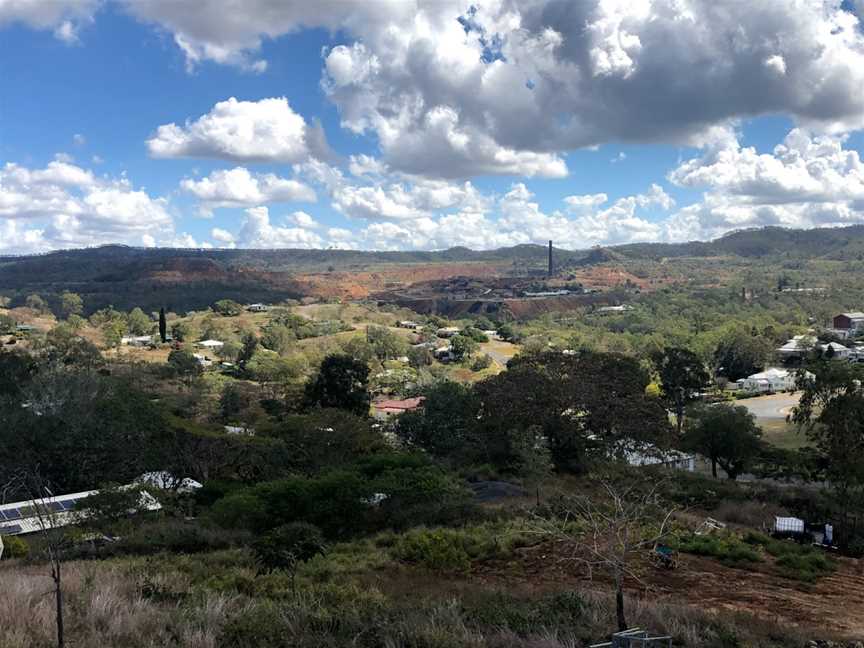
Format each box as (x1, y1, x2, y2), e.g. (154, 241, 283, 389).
(676, 533, 762, 567)
(117, 519, 251, 555)
(0, 535, 29, 559)
(219, 601, 290, 648)
(253, 522, 326, 572)
(471, 354, 493, 371)
(393, 528, 471, 571)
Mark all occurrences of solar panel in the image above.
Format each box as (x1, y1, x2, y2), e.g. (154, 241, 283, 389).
(48, 502, 65, 513)
(0, 509, 22, 522)
(0, 524, 23, 535)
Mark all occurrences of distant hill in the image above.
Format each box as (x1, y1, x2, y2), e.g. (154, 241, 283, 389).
(2, 226, 863, 312)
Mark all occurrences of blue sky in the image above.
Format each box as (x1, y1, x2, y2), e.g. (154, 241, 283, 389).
(2, 1, 864, 254)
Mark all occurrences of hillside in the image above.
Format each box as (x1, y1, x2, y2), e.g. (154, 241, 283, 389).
(2, 226, 864, 312)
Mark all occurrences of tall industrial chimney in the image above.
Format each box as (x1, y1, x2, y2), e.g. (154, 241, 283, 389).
(548, 240, 553, 277)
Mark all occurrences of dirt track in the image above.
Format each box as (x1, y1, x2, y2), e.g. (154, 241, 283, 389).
(475, 542, 864, 639)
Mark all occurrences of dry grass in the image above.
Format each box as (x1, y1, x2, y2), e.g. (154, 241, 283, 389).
(0, 560, 239, 648)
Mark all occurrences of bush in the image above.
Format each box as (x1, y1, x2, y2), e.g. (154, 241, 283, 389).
(0, 535, 29, 559)
(117, 519, 251, 555)
(676, 533, 762, 567)
(253, 522, 326, 572)
(393, 528, 471, 571)
(220, 601, 290, 648)
(471, 354, 493, 371)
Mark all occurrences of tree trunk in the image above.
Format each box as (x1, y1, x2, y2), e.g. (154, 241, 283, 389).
(711, 458, 717, 479)
(615, 582, 627, 632)
(675, 401, 684, 436)
(53, 561, 64, 648)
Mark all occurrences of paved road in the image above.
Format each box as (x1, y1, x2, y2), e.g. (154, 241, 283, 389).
(735, 392, 801, 419)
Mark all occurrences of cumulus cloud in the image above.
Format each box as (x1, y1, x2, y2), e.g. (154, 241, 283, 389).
(233, 206, 324, 248)
(0, 157, 174, 253)
(119, 1, 864, 178)
(666, 128, 864, 240)
(180, 166, 316, 215)
(0, 0, 99, 43)
(147, 97, 329, 163)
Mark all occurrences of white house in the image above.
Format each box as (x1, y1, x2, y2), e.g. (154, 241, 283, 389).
(192, 353, 213, 367)
(197, 339, 224, 349)
(777, 336, 851, 360)
(436, 326, 460, 338)
(246, 303, 269, 312)
(0, 487, 161, 537)
(596, 305, 633, 314)
(121, 335, 152, 347)
(736, 368, 809, 393)
(397, 320, 420, 329)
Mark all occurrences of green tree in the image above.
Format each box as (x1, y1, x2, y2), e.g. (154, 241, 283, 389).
(260, 323, 296, 355)
(253, 522, 326, 584)
(59, 291, 83, 319)
(127, 307, 152, 336)
(101, 318, 127, 351)
(713, 330, 772, 380)
(395, 382, 479, 460)
(682, 404, 763, 479)
(304, 354, 371, 416)
(237, 332, 259, 371)
(158, 308, 167, 343)
(167, 349, 202, 378)
(213, 299, 243, 316)
(791, 361, 864, 523)
(0, 313, 15, 334)
(652, 346, 710, 435)
(450, 334, 478, 361)
(407, 344, 433, 368)
(25, 293, 48, 314)
(170, 321, 191, 342)
(366, 325, 406, 360)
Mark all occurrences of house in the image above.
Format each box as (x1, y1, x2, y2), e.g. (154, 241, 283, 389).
(436, 326, 460, 338)
(833, 312, 864, 333)
(397, 320, 419, 329)
(134, 471, 203, 493)
(433, 345, 455, 362)
(0, 487, 161, 537)
(623, 446, 695, 472)
(15, 324, 34, 333)
(777, 336, 851, 360)
(197, 339, 224, 349)
(246, 303, 269, 312)
(736, 367, 809, 393)
(192, 353, 213, 367)
(371, 396, 425, 420)
(596, 305, 633, 314)
(121, 335, 153, 347)
(224, 425, 255, 436)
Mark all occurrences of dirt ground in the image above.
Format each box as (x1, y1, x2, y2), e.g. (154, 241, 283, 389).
(472, 540, 864, 639)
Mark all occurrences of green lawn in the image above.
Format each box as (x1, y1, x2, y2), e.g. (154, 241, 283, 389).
(758, 418, 809, 450)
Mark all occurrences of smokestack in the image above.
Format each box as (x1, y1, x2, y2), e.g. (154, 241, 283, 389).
(548, 240, 553, 277)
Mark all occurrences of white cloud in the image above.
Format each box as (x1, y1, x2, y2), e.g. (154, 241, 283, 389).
(0, 0, 98, 43)
(666, 127, 864, 240)
(288, 211, 319, 229)
(180, 166, 316, 215)
(0, 157, 175, 253)
(147, 97, 329, 163)
(234, 206, 324, 249)
(72, 133, 86, 146)
(564, 193, 609, 211)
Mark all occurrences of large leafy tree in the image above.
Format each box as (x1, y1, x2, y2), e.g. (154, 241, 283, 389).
(682, 404, 762, 479)
(713, 330, 772, 380)
(59, 291, 83, 319)
(0, 369, 172, 494)
(304, 354, 371, 416)
(652, 346, 710, 435)
(791, 361, 864, 520)
(473, 351, 671, 472)
(395, 381, 480, 460)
